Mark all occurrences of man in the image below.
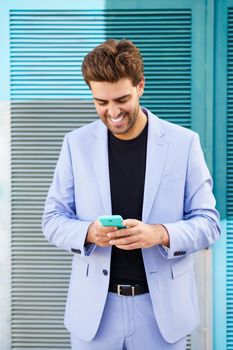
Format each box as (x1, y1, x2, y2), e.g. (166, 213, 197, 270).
(42, 39, 220, 350)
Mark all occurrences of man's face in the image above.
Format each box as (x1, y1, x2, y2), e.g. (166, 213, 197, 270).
(90, 78, 145, 140)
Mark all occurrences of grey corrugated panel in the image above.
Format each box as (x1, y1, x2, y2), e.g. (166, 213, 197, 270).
(186, 336, 191, 349)
(11, 9, 191, 349)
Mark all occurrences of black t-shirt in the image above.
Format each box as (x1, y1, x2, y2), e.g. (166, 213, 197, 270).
(108, 122, 148, 285)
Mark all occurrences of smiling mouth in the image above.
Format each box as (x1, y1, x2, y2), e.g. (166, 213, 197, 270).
(109, 113, 126, 123)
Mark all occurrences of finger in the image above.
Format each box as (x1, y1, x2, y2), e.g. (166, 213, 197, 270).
(107, 225, 139, 239)
(96, 231, 118, 240)
(116, 242, 141, 250)
(123, 219, 139, 227)
(107, 227, 131, 239)
(95, 237, 111, 246)
(95, 231, 112, 240)
(102, 226, 118, 233)
(109, 234, 139, 246)
(97, 227, 118, 235)
(95, 235, 111, 242)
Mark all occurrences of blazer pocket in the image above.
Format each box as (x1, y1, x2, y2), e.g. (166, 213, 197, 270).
(170, 257, 194, 279)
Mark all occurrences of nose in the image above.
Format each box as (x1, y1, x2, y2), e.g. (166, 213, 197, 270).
(107, 103, 121, 119)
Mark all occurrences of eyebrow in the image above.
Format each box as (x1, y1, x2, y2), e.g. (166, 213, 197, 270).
(93, 94, 131, 103)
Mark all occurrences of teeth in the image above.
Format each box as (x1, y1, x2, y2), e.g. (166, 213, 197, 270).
(110, 115, 125, 123)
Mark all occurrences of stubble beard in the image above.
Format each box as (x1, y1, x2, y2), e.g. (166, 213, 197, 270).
(106, 104, 140, 136)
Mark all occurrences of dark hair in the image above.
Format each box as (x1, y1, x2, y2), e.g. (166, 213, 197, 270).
(82, 39, 144, 87)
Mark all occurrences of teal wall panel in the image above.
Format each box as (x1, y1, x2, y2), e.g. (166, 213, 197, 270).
(227, 8, 233, 349)
(214, 1, 233, 349)
(211, 2, 227, 349)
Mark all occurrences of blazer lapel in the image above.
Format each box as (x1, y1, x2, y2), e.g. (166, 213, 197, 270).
(90, 111, 168, 221)
(91, 122, 112, 215)
(142, 111, 168, 223)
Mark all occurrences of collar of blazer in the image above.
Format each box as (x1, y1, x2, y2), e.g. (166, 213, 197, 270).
(91, 107, 168, 222)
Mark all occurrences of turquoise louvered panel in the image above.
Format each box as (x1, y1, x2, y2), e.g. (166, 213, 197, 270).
(10, 9, 191, 126)
(104, 10, 192, 128)
(228, 7, 233, 350)
(10, 9, 192, 349)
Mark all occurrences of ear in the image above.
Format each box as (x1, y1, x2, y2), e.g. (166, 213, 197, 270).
(136, 77, 145, 97)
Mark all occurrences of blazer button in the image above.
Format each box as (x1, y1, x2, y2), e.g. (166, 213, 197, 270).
(174, 250, 186, 256)
(103, 269, 108, 276)
(71, 248, 81, 254)
(174, 251, 181, 256)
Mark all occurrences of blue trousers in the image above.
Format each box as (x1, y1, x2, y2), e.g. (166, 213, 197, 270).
(71, 292, 187, 350)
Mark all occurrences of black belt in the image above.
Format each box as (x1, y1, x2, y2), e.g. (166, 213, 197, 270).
(109, 284, 149, 296)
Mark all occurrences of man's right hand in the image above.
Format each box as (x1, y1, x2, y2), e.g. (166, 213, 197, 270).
(85, 220, 118, 247)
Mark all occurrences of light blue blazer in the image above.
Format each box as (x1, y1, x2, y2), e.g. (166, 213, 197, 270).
(42, 108, 220, 343)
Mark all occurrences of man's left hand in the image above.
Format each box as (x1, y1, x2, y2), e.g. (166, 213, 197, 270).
(107, 219, 169, 250)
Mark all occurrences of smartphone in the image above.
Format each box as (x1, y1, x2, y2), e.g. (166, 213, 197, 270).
(98, 215, 126, 229)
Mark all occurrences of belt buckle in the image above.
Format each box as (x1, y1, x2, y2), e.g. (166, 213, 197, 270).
(117, 284, 135, 296)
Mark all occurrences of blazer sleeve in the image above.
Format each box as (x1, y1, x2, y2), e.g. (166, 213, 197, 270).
(159, 132, 221, 260)
(42, 134, 96, 257)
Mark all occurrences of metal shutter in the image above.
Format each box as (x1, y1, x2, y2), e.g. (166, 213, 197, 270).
(104, 10, 192, 128)
(227, 7, 233, 350)
(10, 10, 192, 349)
